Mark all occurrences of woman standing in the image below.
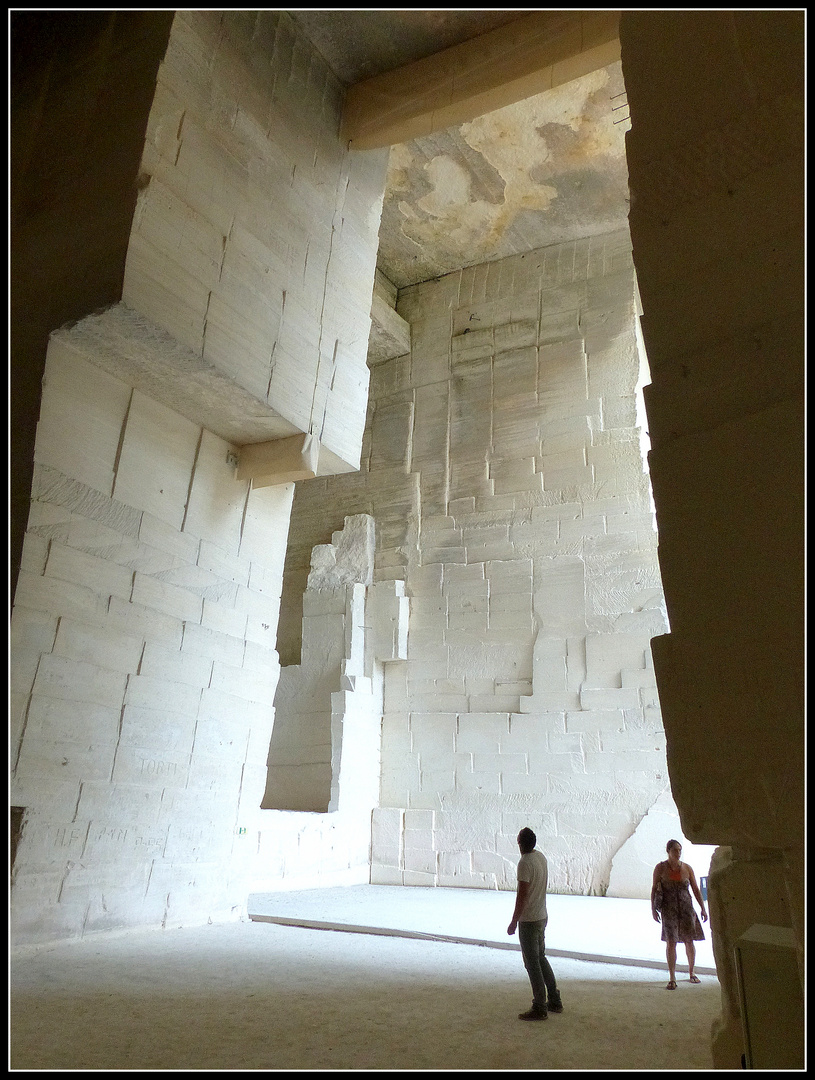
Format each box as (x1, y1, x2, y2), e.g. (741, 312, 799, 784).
(651, 839, 708, 989)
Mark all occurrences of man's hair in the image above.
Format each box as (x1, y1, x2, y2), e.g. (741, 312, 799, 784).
(518, 827, 536, 853)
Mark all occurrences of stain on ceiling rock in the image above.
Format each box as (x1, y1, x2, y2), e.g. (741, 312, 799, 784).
(290, 12, 632, 291)
(378, 62, 631, 289)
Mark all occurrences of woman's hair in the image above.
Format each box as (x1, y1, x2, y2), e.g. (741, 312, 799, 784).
(666, 839, 682, 853)
(518, 827, 537, 853)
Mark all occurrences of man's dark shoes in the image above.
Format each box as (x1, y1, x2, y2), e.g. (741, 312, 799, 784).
(518, 1005, 547, 1021)
(547, 992, 564, 1014)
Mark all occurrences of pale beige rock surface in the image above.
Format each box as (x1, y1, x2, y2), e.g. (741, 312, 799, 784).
(11, 916, 719, 1071)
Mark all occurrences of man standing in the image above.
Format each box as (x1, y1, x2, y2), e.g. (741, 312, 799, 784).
(507, 827, 563, 1021)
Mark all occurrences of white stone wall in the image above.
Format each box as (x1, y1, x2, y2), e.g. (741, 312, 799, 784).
(88, 11, 388, 468)
(285, 228, 671, 896)
(607, 789, 716, 898)
(255, 516, 409, 891)
(10, 340, 292, 942)
(11, 11, 391, 945)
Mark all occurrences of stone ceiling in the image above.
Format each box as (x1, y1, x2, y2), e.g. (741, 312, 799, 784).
(291, 10, 632, 290)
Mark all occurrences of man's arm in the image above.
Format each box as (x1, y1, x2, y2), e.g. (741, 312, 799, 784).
(507, 880, 530, 935)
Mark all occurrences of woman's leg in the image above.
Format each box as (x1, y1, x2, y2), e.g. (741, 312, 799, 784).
(666, 941, 677, 987)
(685, 940, 699, 981)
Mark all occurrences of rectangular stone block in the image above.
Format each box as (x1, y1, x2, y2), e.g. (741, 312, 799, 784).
(438, 850, 470, 877)
(44, 542, 134, 603)
(527, 750, 585, 775)
(131, 572, 203, 624)
(74, 782, 163, 826)
(243, 639, 280, 679)
(111, 745, 191, 789)
(455, 718, 502, 754)
(124, 670, 201, 715)
(409, 691, 468, 714)
(468, 693, 522, 713)
(579, 686, 642, 711)
(584, 748, 663, 775)
(418, 765, 455, 799)
(201, 597, 248, 639)
(186, 750, 245, 792)
(370, 863, 403, 885)
(140, 641, 213, 688)
(11, 818, 90, 875)
(404, 808, 434, 831)
(196, 537, 250, 588)
(403, 847, 437, 874)
(565, 709, 626, 733)
(16, 736, 117, 784)
(518, 691, 581, 712)
(138, 511, 200, 564)
(208, 660, 276, 705)
(472, 850, 513, 877)
(584, 633, 653, 688)
(51, 617, 142, 675)
(380, 763, 419, 805)
(83, 821, 170, 865)
(492, 470, 543, 497)
(548, 731, 588, 755)
(381, 717, 411, 763)
(119, 704, 197, 754)
(152, 561, 238, 603)
(473, 752, 527, 774)
(9, 770, 82, 821)
(106, 596, 184, 649)
(501, 721, 549, 755)
(599, 728, 665, 753)
(542, 463, 595, 490)
(20, 532, 48, 575)
(112, 392, 201, 531)
(24, 696, 121, 747)
(533, 558, 586, 636)
(180, 621, 244, 666)
(11, 649, 42, 702)
(34, 339, 132, 499)
(453, 768, 500, 794)
(403, 869, 437, 886)
(10, 605, 59, 657)
(32, 653, 128, 710)
(371, 807, 403, 864)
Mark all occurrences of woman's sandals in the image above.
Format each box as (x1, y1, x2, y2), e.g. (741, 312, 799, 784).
(666, 976, 701, 988)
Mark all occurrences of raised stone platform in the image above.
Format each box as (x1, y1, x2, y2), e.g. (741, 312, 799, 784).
(248, 883, 717, 975)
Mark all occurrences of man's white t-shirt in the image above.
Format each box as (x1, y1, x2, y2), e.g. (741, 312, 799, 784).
(517, 849, 548, 922)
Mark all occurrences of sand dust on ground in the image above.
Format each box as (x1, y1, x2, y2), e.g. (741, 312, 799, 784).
(11, 919, 721, 1070)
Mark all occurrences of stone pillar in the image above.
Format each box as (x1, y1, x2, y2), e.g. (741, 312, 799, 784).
(621, 10, 804, 1067)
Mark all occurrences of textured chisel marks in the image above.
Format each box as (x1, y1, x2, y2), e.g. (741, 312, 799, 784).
(13, 333, 295, 944)
(265, 516, 406, 847)
(31, 465, 143, 541)
(125, 10, 388, 469)
(287, 230, 670, 896)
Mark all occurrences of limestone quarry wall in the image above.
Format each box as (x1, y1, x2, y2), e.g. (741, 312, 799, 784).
(253, 515, 409, 894)
(111, 10, 386, 468)
(621, 11, 804, 1066)
(281, 227, 674, 896)
(10, 10, 387, 945)
(11, 340, 290, 942)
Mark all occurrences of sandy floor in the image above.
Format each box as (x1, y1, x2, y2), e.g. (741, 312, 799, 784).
(11, 888, 721, 1071)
